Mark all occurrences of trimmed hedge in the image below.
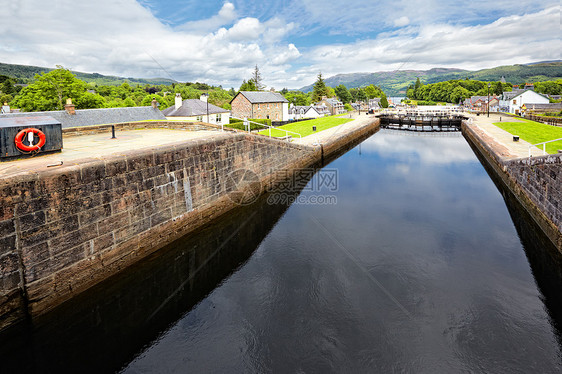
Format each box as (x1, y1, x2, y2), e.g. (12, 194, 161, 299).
(227, 117, 272, 131)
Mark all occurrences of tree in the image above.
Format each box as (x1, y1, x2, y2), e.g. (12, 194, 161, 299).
(12, 66, 88, 111)
(380, 93, 389, 108)
(414, 77, 422, 99)
(311, 72, 329, 103)
(239, 79, 257, 92)
(251, 65, 265, 91)
(334, 84, 352, 103)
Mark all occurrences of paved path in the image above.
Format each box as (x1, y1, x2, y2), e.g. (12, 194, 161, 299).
(0, 128, 229, 179)
(293, 113, 376, 147)
(466, 113, 542, 159)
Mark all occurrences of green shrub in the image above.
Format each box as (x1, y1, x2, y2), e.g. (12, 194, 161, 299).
(226, 117, 271, 130)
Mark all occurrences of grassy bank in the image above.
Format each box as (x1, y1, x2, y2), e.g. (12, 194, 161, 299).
(259, 116, 353, 138)
(493, 118, 562, 154)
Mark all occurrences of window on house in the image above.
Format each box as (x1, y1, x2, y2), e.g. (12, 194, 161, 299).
(196, 116, 202, 121)
(257, 104, 260, 110)
(216, 114, 221, 122)
(513, 99, 516, 104)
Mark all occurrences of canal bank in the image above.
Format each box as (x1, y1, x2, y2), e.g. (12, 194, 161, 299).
(0, 117, 379, 331)
(462, 116, 562, 253)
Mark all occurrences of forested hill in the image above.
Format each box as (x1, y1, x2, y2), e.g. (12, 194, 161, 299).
(299, 61, 562, 96)
(0, 62, 176, 86)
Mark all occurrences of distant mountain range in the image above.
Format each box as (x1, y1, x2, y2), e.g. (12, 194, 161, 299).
(299, 61, 562, 96)
(2, 60, 561, 95)
(0, 62, 177, 86)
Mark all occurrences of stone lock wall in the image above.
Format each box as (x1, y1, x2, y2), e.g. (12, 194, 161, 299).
(504, 154, 562, 236)
(462, 121, 562, 251)
(0, 132, 318, 329)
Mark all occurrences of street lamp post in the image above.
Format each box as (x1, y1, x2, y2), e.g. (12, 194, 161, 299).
(487, 83, 490, 118)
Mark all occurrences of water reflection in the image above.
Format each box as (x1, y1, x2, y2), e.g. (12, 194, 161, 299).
(469, 140, 562, 349)
(0, 184, 310, 373)
(122, 130, 562, 373)
(2, 129, 561, 373)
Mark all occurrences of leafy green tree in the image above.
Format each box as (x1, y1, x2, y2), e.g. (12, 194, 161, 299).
(380, 93, 389, 108)
(140, 94, 168, 109)
(209, 88, 234, 109)
(75, 92, 106, 109)
(311, 72, 329, 102)
(364, 84, 382, 99)
(334, 84, 352, 103)
(239, 79, 257, 91)
(12, 67, 88, 111)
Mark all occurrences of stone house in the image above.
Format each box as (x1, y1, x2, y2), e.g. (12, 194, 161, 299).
(317, 97, 345, 115)
(162, 94, 230, 125)
(230, 91, 289, 121)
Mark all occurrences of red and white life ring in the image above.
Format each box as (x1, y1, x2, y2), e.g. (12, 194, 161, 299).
(14, 128, 46, 152)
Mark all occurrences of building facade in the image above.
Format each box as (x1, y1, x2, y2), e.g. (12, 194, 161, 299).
(230, 91, 289, 121)
(162, 94, 230, 125)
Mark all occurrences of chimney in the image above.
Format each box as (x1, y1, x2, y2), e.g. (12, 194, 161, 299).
(151, 98, 159, 109)
(65, 98, 76, 115)
(175, 93, 182, 109)
(200, 94, 208, 103)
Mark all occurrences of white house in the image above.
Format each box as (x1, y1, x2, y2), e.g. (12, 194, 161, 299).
(288, 105, 323, 120)
(162, 94, 230, 125)
(500, 90, 550, 115)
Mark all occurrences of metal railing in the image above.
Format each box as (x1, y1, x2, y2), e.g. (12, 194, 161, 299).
(528, 137, 562, 157)
(229, 117, 301, 140)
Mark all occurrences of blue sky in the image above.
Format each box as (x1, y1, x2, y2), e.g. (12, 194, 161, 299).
(0, 1, 560, 89)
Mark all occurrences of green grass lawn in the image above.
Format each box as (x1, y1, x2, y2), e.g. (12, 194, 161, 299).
(493, 118, 562, 154)
(258, 116, 353, 138)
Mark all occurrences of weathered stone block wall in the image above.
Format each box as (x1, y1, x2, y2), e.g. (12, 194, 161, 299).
(231, 95, 252, 120)
(504, 155, 562, 233)
(253, 103, 283, 121)
(0, 132, 318, 329)
(462, 121, 562, 251)
(61, 121, 222, 137)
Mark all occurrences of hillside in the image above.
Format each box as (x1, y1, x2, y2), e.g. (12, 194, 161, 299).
(0, 62, 177, 86)
(300, 61, 562, 96)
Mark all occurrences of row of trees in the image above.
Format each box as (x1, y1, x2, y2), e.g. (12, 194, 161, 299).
(2, 65, 393, 113)
(280, 73, 389, 108)
(2, 67, 238, 112)
(407, 77, 562, 104)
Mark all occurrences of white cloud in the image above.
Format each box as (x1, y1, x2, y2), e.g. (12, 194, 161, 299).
(300, 6, 561, 84)
(177, 2, 238, 33)
(394, 16, 410, 27)
(224, 17, 263, 41)
(0, 1, 558, 90)
(0, 0, 302, 88)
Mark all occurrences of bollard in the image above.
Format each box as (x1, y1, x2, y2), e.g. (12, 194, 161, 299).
(111, 125, 116, 139)
(312, 125, 317, 132)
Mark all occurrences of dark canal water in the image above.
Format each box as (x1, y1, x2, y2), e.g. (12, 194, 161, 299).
(1, 129, 562, 373)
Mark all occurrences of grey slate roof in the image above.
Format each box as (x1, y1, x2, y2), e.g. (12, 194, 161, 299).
(0, 106, 165, 129)
(237, 91, 288, 104)
(162, 99, 229, 117)
(526, 103, 562, 110)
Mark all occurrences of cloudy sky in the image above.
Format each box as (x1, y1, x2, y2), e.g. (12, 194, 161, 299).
(0, 0, 560, 89)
